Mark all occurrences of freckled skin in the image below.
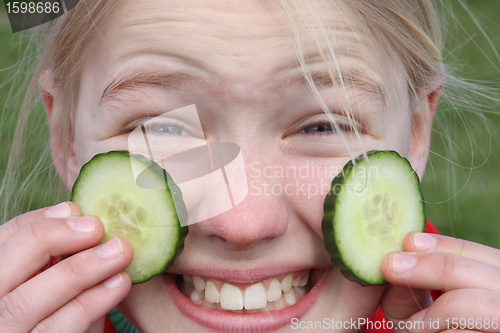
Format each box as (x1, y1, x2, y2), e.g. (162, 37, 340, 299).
(67, 0, 425, 331)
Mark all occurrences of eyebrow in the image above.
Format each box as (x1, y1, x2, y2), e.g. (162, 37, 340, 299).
(278, 66, 386, 104)
(100, 65, 386, 105)
(100, 69, 207, 105)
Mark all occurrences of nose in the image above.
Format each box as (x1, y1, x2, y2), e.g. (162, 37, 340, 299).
(194, 160, 289, 249)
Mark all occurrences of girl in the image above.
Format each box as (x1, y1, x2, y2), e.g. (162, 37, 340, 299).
(1, 0, 500, 332)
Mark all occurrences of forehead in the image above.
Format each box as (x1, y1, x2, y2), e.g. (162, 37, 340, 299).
(79, 0, 409, 116)
(92, 0, 384, 78)
(103, 1, 351, 52)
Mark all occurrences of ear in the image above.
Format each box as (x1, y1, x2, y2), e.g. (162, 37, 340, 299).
(408, 76, 445, 180)
(39, 70, 79, 191)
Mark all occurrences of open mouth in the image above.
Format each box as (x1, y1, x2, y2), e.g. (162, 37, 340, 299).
(171, 268, 327, 313)
(176, 270, 312, 313)
(164, 269, 329, 332)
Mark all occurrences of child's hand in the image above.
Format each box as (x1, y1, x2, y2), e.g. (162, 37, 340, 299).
(0, 202, 133, 333)
(381, 232, 500, 333)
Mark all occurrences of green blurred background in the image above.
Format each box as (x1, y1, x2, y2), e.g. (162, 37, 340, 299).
(1, 1, 500, 247)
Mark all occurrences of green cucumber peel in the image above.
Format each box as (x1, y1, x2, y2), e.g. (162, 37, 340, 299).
(322, 150, 426, 286)
(71, 151, 188, 284)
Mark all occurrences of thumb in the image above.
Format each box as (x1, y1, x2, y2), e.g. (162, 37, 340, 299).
(380, 285, 432, 333)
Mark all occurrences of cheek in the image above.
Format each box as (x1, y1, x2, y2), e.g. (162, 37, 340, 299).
(288, 187, 326, 237)
(334, 276, 386, 319)
(117, 278, 173, 331)
(380, 89, 414, 156)
(285, 159, 350, 237)
(72, 108, 132, 169)
(73, 112, 93, 168)
(73, 118, 103, 169)
(304, 269, 386, 324)
(389, 114, 413, 158)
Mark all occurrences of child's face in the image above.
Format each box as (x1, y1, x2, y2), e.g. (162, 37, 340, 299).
(65, 0, 426, 331)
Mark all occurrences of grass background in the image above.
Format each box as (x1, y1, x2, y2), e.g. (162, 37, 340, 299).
(1, 1, 500, 248)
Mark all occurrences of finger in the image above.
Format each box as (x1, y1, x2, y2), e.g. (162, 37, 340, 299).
(0, 237, 132, 332)
(381, 285, 432, 333)
(30, 273, 132, 333)
(382, 251, 500, 292)
(0, 202, 81, 246)
(0, 215, 104, 297)
(406, 289, 500, 333)
(404, 232, 500, 268)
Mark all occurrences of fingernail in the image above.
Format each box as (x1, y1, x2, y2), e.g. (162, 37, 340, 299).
(67, 216, 97, 234)
(409, 308, 427, 324)
(413, 233, 436, 252)
(96, 238, 124, 259)
(46, 202, 72, 218)
(391, 253, 417, 274)
(104, 273, 124, 289)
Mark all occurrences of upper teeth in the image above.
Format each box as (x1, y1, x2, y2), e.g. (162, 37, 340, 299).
(221, 283, 244, 310)
(244, 282, 267, 310)
(183, 272, 309, 312)
(205, 281, 220, 303)
(192, 275, 205, 292)
(267, 279, 281, 302)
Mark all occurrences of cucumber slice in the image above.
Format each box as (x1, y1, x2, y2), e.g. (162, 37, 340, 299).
(321, 150, 425, 285)
(71, 151, 188, 284)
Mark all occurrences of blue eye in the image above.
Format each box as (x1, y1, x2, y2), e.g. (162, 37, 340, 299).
(143, 120, 190, 136)
(300, 123, 333, 134)
(299, 122, 356, 135)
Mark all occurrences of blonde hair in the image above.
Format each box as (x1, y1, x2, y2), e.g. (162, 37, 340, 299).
(1, 0, 498, 224)
(278, 0, 445, 164)
(1, 1, 115, 222)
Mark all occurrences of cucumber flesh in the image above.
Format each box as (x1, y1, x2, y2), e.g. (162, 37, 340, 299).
(71, 151, 188, 284)
(322, 150, 425, 285)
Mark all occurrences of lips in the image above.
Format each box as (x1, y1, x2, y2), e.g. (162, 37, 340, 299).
(164, 269, 330, 332)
